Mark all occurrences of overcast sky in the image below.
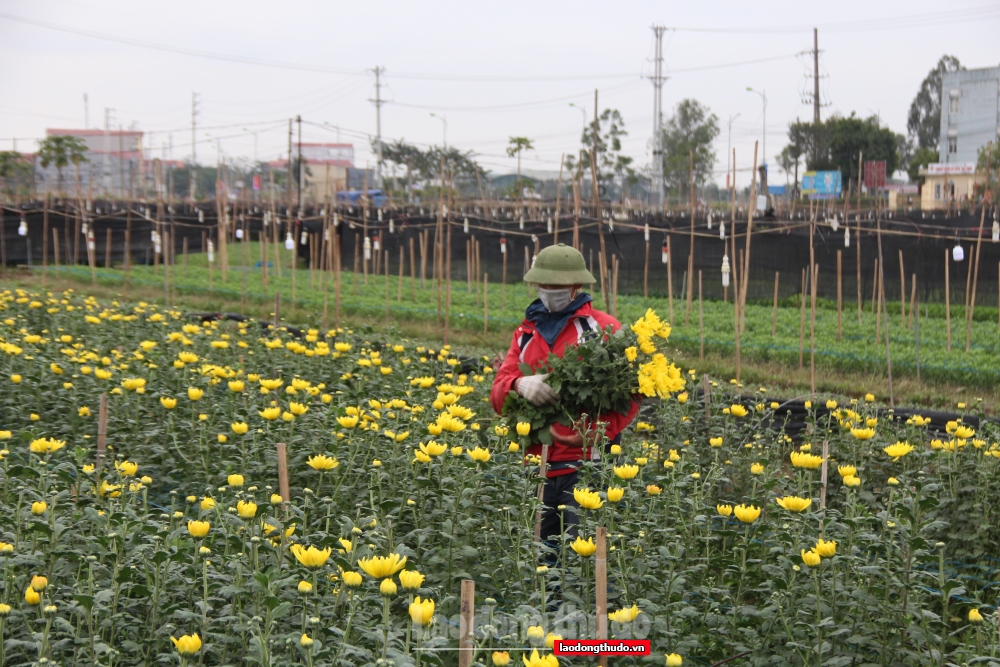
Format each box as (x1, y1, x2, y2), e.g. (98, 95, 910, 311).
(2, 0, 998, 186)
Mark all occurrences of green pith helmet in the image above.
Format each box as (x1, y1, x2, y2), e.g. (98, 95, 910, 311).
(522, 243, 596, 285)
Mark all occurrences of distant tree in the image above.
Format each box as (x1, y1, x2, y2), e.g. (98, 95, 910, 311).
(505, 137, 534, 196)
(36, 135, 88, 194)
(788, 114, 901, 184)
(380, 139, 428, 201)
(907, 146, 938, 183)
(977, 143, 1000, 201)
(908, 55, 963, 150)
(776, 145, 799, 186)
(661, 99, 719, 199)
(0, 151, 32, 196)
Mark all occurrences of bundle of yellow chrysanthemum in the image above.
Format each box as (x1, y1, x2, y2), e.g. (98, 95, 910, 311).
(503, 308, 684, 443)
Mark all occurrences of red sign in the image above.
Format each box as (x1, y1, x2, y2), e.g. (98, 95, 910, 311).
(864, 161, 886, 190)
(553, 640, 651, 656)
(253, 174, 261, 191)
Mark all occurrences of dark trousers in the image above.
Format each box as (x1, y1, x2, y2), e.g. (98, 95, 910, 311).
(540, 470, 581, 551)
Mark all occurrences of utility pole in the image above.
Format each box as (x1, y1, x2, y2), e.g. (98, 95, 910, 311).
(286, 119, 293, 213)
(190, 92, 198, 202)
(103, 108, 112, 195)
(648, 25, 667, 209)
(369, 66, 385, 189)
(813, 28, 820, 123)
(297, 115, 303, 210)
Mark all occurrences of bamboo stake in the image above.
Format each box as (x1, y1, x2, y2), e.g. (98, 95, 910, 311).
(871, 260, 879, 316)
(909, 273, 917, 330)
(945, 250, 951, 351)
(182, 235, 189, 272)
(915, 280, 921, 382)
(810, 262, 818, 395)
(276, 442, 290, 502)
(104, 227, 112, 268)
(739, 141, 760, 333)
(384, 250, 390, 321)
(836, 251, 842, 340)
(410, 236, 417, 302)
(799, 268, 806, 369)
(335, 231, 342, 328)
(42, 194, 50, 280)
(52, 228, 60, 271)
(533, 445, 549, 542)
(875, 259, 883, 343)
(95, 393, 108, 477)
(770, 273, 780, 338)
(612, 255, 619, 319)
(553, 154, 564, 243)
(698, 270, 704, 360)
(274, 292, 280, 332)
(686, 150, 695, 325)
(644, 240, 649, 298)
(458, 580, 475, 667)
(595, 526, 608, 667)
(875, 218, 894, 407)
(967, 149, 992, 351)
(501, 236, 507, 311)
(856, 152, 863, 325)
(483, 273, 489, 335)
(666, 236, 674, 323)
(819, 440, 830, 510)
(898, 249, 906, 326)
(398, 245, 404, 302)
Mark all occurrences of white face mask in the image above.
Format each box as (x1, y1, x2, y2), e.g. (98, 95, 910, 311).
(537, 287, 574, 313)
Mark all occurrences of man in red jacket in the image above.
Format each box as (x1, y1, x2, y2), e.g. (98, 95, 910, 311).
(490, 243, 639, 552)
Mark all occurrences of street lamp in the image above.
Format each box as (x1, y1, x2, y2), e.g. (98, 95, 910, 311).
(727, 113, 741, 181)
(746, 87, 767, 169)
(429, 113, 447, 150)
(569, 103, 587, 135)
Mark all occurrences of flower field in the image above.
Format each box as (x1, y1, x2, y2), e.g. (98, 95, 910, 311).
(1, 286, 1000, 666)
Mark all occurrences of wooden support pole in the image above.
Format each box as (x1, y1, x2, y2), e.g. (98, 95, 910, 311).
(273, 292, 280, 332)
(739, 141, 760, 333)
(483, 273, 489, 335)
(643, 240, 649, 298)
(819, 440, 830, 510)
(666, 236, 674, 324)
(595, 526, 609, 667)
(182, 235, 189, 272)
(799, 268, 806, 369)
(42, 194, 50, 277)
(95, 393, 108, 477)
(898, 249, 906, 326)
(52, 228, 60, 270)
(276, 442, 290, 502)
(458, 580, 475, 667)
(384, 249, 390, 321)
(810, 262, 818, 395)
(770, 272, 779, 337)
(909, 273, 917, 330)
(836, 251, 842, 340)
(104, 226, 112, 268)
(410, 236, 417, 302)
(871, 259, 879, 316)
(398, 245, 404, 302)
(698, 270, 704, 359)
(533, 445, 549, 542)
(945, 250, 951, 351)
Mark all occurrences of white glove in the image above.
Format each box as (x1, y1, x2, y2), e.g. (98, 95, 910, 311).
(516, 373, 559, 406)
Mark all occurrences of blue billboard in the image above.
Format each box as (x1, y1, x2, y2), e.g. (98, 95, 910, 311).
(801, 171, 842, 199)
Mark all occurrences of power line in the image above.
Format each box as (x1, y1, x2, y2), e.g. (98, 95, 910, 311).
(668, 5, 1000, 33)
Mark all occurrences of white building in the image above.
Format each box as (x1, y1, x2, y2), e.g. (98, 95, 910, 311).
(939, 66, 1000, 164)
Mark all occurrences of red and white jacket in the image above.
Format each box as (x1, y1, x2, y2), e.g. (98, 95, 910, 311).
(490, 301, 640, 477)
